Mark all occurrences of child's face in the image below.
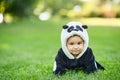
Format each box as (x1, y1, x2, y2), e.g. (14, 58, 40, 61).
(66, 35, 84, 58)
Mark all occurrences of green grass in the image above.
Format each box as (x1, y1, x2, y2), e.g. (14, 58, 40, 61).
(0, 18, 120, 80)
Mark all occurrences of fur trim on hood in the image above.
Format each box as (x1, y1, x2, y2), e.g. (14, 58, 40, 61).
(61, 21, 89, 59)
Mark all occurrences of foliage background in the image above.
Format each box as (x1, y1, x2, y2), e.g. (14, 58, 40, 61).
(0, 0, 120, 21)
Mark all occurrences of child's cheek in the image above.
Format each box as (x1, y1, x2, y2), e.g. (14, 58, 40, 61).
(79, 45, 84, 49)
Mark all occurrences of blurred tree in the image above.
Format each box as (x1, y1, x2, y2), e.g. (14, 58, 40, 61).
(97, 0, 120, 18)
(35, 0, 83, 18)
(1, 0, 120, 20)
(0, 0, 5, 13)
(0, 0, 5, 23)
(5, 0, 37, 17)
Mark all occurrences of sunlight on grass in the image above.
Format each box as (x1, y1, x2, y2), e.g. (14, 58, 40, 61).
(0, 43, 10, 50)
(79, 18, 120, 27)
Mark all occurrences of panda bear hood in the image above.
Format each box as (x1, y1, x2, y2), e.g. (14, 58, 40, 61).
(61, 21, 89, 59)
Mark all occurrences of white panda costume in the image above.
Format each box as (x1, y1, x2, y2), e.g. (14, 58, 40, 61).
(53, 22, 105, 75)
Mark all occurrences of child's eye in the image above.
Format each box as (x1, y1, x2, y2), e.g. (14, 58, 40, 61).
(78, 42, 81, 45)
(70, 43, 74, 45)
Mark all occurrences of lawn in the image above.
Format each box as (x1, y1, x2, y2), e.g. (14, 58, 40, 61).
(0, 18, 120, 80)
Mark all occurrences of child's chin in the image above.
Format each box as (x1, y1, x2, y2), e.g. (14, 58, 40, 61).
(73, 52, 79, 55)
(72, 53, 79, 56)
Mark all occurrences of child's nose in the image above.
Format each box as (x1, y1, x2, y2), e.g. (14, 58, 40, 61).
(74, 45, 78, 48)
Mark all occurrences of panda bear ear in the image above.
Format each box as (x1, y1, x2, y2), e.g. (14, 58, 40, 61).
(82, 25, 88, 29)
(63, 25, 69, 29)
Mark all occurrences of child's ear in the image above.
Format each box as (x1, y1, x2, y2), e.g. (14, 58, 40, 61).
(63, 25, 69, 29)
(82, 25, 88, 29)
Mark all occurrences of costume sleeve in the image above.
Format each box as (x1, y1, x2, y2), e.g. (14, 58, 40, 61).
(96, 61, 105, 70)
(53, 49, 66, 75)
(84, 48, 98, 73)
(53, 60, 66, 75)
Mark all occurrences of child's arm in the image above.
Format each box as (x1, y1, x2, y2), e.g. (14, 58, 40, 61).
(84, 48, 99, 73)
(53, 49, 66, 75)
(53, 60, 66, 75)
